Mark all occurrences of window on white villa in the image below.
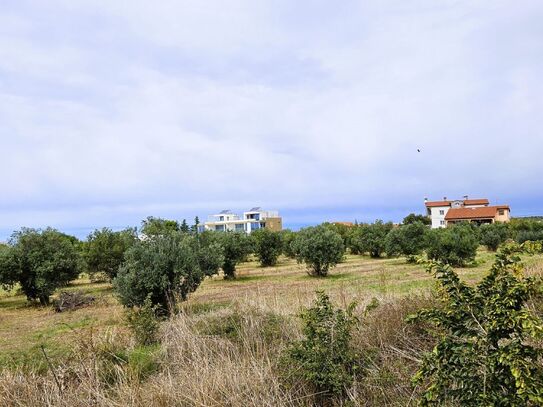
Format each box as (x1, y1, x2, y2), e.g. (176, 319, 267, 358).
(440, 220, 445, 225)
(439, 210, 445, 215)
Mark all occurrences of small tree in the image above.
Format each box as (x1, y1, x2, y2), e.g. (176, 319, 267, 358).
(403, 213, 431, 226)
(252, 228, 283, 267)
(84, 227, 137, 280)
(280, 229, 297, 258)
(180, 219, 190, 233)
(350, 220, 393, 258)
(115, 232, 223, 315)
(408, 243, 543, 405)
(385, 221, 428, 261)
(292, 225, 344, 277)
(0, 228, 81, 305)
(140, 216, 180, 237)
(217, 232, 253, 279)
(285, 291, 358, 404)
(426, 223, 479, 266)
(480, 222, 511, 251)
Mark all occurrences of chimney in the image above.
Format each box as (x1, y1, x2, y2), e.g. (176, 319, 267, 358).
(424, 197, 428, 203)
(463, 195, 468, 200)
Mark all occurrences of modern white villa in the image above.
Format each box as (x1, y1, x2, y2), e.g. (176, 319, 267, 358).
(200, 207, 282, 234)
(425, 196, 511, 228)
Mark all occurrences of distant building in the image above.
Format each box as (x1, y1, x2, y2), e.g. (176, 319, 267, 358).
(425, 196, 511, 228)
(200, 207, 282, 234)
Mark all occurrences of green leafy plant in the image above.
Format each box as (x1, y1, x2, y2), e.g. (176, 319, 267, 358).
(426, 223, 479, 266)
(0, 228, 81, 305)
(480, 222, 511, 251)
(349, 220, 393, 258)
(84, 227, 137, 280)
(115, 232, 223, 315)
(291, 225, 344, 277)
(408, 243, 543, 406)
(252, 228, 283, 267)
(217, 232, 253, 279)
(125, 297, 160, 346)
(285, 291, 358, 403)
(385, 221, 428, 261)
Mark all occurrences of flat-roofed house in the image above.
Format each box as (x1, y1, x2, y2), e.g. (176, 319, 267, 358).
(425, 196, 510, 228)
(201, 207, 282, 234)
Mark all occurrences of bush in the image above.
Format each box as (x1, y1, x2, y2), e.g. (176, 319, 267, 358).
(280, 230, 297, 258)
(385, 222, 428, 261)
(125, 297, 160, 346)
(403, 213, 431, 226)
(284, 291, 358, 403)
(426, 223, 479, 266)
(84, 227, 137, 280)
(115, 232, 223, 315)
(216, 232, 253, 279)
(479, 222, 511, 251)
(140, 216, 180, 237)
(408, 244, 543, 405)
(349, 220, 393, 258)
(291, 225, 344, 277)
(252, 228, 283, 267)
(0, 228, 81, 305)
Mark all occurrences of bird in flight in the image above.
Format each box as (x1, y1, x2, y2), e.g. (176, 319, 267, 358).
(417, 148, 421, 153)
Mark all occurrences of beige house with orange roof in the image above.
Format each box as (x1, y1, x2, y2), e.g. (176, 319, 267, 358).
(425, 196, 511, 228)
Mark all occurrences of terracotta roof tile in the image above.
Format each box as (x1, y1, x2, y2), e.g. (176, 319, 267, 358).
(445, 206, 500, 221)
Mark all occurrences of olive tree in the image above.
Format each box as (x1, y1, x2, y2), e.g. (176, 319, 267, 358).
(217, 232, 253, 279)
(252, 228, 283, 267)
(0, 228, 81, 305)
(140, 216, 180, 237)
(84, 227, 137, 280)
(385, 222, 428, 261)
(292, 225, 344, 277)
(280, 229, 297, 258)
(115, 232, 223, 315)
(426, 223, 479, 266)
(349, 220, 393, 258)
(479, 222, 510, 251)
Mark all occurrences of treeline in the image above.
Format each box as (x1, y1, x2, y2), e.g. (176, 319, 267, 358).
(1, 214, 543, 310)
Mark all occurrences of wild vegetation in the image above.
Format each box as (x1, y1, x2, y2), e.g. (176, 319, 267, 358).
(1, 216, 543, 406)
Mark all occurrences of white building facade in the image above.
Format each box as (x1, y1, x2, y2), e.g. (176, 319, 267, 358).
(200, 207, 282, 234)
(425, 197, 490, 228)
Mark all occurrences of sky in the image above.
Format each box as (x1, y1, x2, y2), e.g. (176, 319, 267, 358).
(1, 0, 542, 240)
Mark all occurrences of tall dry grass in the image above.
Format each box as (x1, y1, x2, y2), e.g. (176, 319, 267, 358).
(0, 288, 435, 407)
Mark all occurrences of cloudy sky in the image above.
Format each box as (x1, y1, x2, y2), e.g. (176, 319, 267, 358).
(1, 0, 542, 239)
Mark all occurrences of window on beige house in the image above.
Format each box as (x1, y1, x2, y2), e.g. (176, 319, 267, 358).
(498, 209, 505, 215)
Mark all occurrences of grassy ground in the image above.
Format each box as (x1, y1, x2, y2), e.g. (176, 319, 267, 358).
(1, 249, 542, 371)
(1, 249, 543, 406)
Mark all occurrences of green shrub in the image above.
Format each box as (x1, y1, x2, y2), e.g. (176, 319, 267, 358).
(480, 222, 511, 251)
(292, 225, 344, 277)
(284, 291, 358, 403)
(252, 228, 283, 267)
(349, 220, 393, 258)
(0, 228, 81, 305)
(115, 233, 223, 315)
(426, 223, 479, 266)
(125, 297, 160, 346)
(84, 227, 137, 280)
(280, 230, 297, 258)
(385, 222, 428, 261)
(216, 232, 253, 279)
(408, 243, 543, 405)
(403, 213, 431, 226)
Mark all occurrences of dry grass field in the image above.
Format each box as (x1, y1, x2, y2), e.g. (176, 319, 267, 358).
(1, 250, 542, 406)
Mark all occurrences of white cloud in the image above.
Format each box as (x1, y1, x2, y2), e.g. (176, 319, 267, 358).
(0, 0, 542, 237)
